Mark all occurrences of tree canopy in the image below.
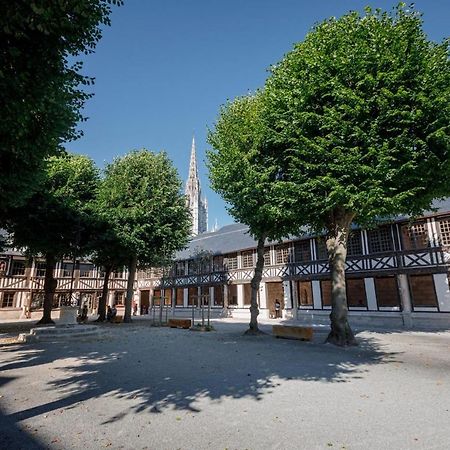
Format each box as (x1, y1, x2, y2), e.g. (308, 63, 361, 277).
(208, 93, 302, 333)
(263, 3, 450, 344)
(0, 0, 121, 221)
(7, 152, 99, 323)
(265, 4, 450, 229)
(96, 149, 192, 321)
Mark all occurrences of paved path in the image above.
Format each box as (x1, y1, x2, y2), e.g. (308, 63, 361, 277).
(0, 319, 449, 449)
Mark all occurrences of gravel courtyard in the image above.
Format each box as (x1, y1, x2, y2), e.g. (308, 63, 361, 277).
(0, 319, 449, 450)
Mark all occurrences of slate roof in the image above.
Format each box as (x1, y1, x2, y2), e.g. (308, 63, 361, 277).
(175, 197, 450, 260)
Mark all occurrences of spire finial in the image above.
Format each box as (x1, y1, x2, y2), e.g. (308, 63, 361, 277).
(188, 134, 198, 180)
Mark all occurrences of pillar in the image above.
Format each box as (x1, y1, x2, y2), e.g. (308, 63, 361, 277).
(397, 274, 413, 328)
(312, 280, 322, 310)
(183, 288, 188, 308)
(433, 273, 450, 312)
(237, 284, 244, 308)
(364, 278, 378, 311)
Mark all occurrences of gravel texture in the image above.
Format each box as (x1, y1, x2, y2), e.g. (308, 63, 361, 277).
(0, 318, 449, 450)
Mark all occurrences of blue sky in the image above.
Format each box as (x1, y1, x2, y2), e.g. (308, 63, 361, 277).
(67, 0, 450, 229)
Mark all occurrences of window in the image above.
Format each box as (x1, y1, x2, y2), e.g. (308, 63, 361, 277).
(316, 238, 328, 260)
(241, 250, 254, 268)
(228, 284, 238, 305)
(11, 260, 26, 276)
(35, 262, 46, 277)
(409, 274, 438, 308)
(200, 286, 210, 305)
(298, 281, 313, 307)
(114, 292, 125, 305)
(320, 280, 332, 306)
(188, 260, 196, 275)
(225, 253, 238, 270)
(347, 231, 363, 256)
(346, 278, 367, 307)
(213, 256, 224, 272)
(367, 226, 393, 253)
(438, 219, 450, 247)
(61, 263, 74, 278)
(1, 292, 15, 308)
(263, 248, 271, 265)
(243, 284, 252, 305)
(374, 277, 400, 308)
(294, 240, 311, 263)
(401, 223, 429, 250)
(200, 258, 211, 274)
(214, 285, 224, 306)
(79, 264, 93, 278)
(188, 287, 197, 306)
(175, 262, 185, 276)
(175, 288, 184, 306)
(275, 244, 290, 264)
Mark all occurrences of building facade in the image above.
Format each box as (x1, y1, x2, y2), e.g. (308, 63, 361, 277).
(1, 201, 450, 328)
(185, 136, 207, 236)
(137, 200, 450, 329)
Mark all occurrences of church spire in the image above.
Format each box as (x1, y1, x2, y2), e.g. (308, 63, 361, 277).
(185, 135, 208, 236)
(188, 135, 199, 182)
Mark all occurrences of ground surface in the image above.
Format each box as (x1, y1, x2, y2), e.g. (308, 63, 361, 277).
(0, 318, 449, 450)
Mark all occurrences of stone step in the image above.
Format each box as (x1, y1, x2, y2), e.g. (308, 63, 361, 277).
(18, 325, 102, 343)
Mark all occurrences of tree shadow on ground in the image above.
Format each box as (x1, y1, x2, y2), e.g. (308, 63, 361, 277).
(0, 322, 401, 427)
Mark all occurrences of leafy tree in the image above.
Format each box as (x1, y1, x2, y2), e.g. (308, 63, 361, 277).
(96, 150, 192, 322)
(264, 3, 450, 345)
(0, 0, 121, 222)
(208, 93, 301, 334)
(7, 153, 99, 324)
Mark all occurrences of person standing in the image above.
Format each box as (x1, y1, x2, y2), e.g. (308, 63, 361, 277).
(274, 299, 281, 319)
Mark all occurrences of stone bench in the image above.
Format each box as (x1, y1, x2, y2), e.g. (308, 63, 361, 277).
(272, 325, 313, 341)
(168, 318, 192, 329)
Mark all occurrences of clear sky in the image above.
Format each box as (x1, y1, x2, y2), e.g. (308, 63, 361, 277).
(67, 0, 450, 229)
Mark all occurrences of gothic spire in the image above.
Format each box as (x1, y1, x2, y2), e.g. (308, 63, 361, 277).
(188, 135, 199, 182)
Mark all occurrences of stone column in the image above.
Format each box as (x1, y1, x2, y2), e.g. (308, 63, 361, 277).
(433, 273, 450, 312)
(312, 280, 322, 310)
(364, 278, 378, 311)
(183, 288, 189, 308)
(397, 274, 413, 328)
(237, 284, 244, 308)
(291, 280, 299, 319)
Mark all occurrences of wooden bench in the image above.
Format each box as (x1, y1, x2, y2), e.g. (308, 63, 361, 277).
(272, 325, 313, 341)
(168, 318, 191, 329)
(113, 315, 123, 324)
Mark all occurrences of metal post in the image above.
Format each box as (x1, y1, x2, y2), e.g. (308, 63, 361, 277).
(201, 293, 205, 327)
(207, 293, 211, 328)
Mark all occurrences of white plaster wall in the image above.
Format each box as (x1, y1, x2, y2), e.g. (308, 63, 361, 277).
(283, 280, 292, 309)
(183, 288, 188, 308)
(433, 273, 450, 312)
(312, 280, 322, 310)
(237, 284, 244, 308)
(364, 278, 378, 311)
(259, 282, 267, 309)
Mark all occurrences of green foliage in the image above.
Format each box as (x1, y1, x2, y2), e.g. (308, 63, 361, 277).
(0, 0, 121, 221)
(264, 3, 450, 230)
(208, 93, 300, 240)
(7, 152, 99, 258)
(96, 150, 192, 266)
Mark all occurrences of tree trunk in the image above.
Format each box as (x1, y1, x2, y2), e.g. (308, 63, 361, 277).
(96, 265, 112, 322)
(123, 255, 137, 323)
(37, 253, 56, 325)
(325, 210, 357, 346)
(244, 234, 267, 336)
